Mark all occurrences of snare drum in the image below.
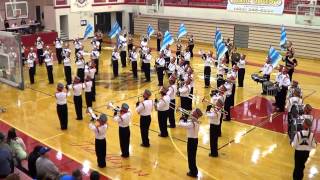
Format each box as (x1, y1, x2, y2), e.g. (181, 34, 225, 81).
(267, 85, 279, 96)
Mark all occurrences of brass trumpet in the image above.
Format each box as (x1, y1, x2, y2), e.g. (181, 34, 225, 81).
(87, 107, 98, 120)
(106, 102, 120, 112)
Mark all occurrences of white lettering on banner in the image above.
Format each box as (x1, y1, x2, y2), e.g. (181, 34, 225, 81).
(70, 0, 92, 12)
(227, 0, 285, 14)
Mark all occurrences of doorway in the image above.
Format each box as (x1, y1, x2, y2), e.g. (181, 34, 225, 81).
(59, 15, 69, 39)
(94, 12, 111, 33)
(129, 13, 134, 34)
(116, 11, 123, 29)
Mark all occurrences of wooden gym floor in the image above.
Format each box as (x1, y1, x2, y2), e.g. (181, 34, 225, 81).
(0, 37, 319, 180)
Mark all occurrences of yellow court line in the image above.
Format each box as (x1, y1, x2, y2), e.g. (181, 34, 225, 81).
(168, 128, 218, 180)
(0, 118, 114, 180)
(42, 132, 65, 142)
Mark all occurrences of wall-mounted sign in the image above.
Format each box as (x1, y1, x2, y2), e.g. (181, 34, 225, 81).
(227, 0, 285, 14)
(80, 20, 87, 26)
(70, 0, 92, 12)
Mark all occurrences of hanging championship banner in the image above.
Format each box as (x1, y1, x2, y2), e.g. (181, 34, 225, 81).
(227, 0, 285, 14)
(70, 0, 92, 12)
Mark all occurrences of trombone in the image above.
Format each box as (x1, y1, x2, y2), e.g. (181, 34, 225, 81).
(201, 98, 228, 116)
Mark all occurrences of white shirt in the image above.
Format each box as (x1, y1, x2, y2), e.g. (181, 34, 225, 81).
(74, 41, 82, 49)
(204, 57, 213, 67)
(91, 50, 100, 59)
(262, 63, 273, 75)
(144, 54, 152, 63)
(206, 110, 221, 125)
(113, 111, 131, 127)
(156, 95, 170, 111)
(89, 68, 96, 79)
(167, 85, 177, 100)
(44, 51, 53, 66)
(286, 97, 303, 112)
(27, 52, 36, 60)
(84, 81, 92, 92)
(184, 52, 191, 61)
(89, 123, 107, 140)
(176, 65, 185, 77)
(63, 57, 71, 67)
(112, 52, 120, 61)
(292, 130, 317, 151)
(217, 64, 226, 75)
(164, 49, 171, 58)
(179, 120, 200, 138)
(62, 48, 71, 57)
(211, 94, 224, 105)
(55, 40, 63, 48)
(136, 99, 153, 116)
(55, 92, 67, 105)
(141, 41, 148, 49)
(179, 84, 191, 97)
(237, 59, 245, 69)
(168, 63, 176, 73)
(156, 57, 165, 67)
(27, 59, 34, 68)
(76, 60, 85, 69)
(275, 72, 282, 83)
(130, 52, 137, 61)
(73, 83, 83, 96)
(36, 41, 44, 49)
(224, 82, 232, 96)
(279, 74, 291, 87)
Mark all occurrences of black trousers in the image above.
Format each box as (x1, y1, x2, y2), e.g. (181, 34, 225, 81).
(132, 61, 138, 78)
(56, 48, 62, 64)
(75, 48, 80, 57)
(46, 65, 54, 84)
(288, 69, 294, 81)
(224, 95, 232, 120)
(120, 51, 127, 67)
(210, 124, 219, 156)
(204, 66, 211, 87)
(187, 138, 198, 176)
(98, 39, 103, 52)
(112, 60, 119, 77)
(225, 51, 229, 64)
(92, 77, 96, 101)
(218, 112, 223, 136)
(94, 59, 99, 74)
(37, 49, 43, 65)
(64, 66, 72, 85)
(278, 86, 288, 112)
(231, 84, 236, 106)
(189, 45, 194, 57)
(95, 138, 106, 168)
(73, 95, 83, 120)
(216, 75, 225, 88)
(143, 63, 151, 81)
(158, 110, 168, 137)
(293, 150, 310, 180)
(140, 115, 151, 146)
(57, 104, 68, 130)
(181, 97, 192, 111)
(29, 67, 35, 84)
(77, 68, 84, 83)
(128, 44, 133, 52)
(157, 39, 161, 51)
(157, 67, 164, 86)
(119, 127, 130, 157)
(164, 57, 170, 69)
(264, 74, 270, 81)
(85, 92, 93, 108)
(168, 99, 176, 127)
(238, 68, 245, 87)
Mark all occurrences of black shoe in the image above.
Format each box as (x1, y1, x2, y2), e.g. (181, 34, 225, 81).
(209, 153, 218, 157)
(223, 119, 231, 121)
(186, 172, 197, 178)
(76, 118, 83, 120)
(261, 92, 266, 95)
(121, 154, 129, 158)
(158, 134, 168, 137)
(168, 125, 176, 128)
(98, 165, 106, 168)
(140, 144, 150, 147)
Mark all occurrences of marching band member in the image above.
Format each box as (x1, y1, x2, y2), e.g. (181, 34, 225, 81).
(63, 51, 72, 85)
(73, 38, 82, 56)
(286, 89, 303, 115)
(260, 58, 273, 95)
(91, 46, 100, 74)
(21, 42, 26, 66)
(91, 37, 100, 51)
(89, 61, 97, 102)
(89, 113, 108, 168)
(155, 53, 165, 86)
(206, 98, 224, 157)
(84, 76, 93, 109)
(225, 38, 232, 64)
(273, 65, 284, 107)
(167, 76, 177, 128)
(55, 83, 68, 130)
(27, 48, 36, 84)
(127, 33, 133, 53)
(184, 48, 191, 65)
(112, 47, 120, 78)
(187, 34, 194, 58)
(215, 85, 227, 137)
(286, 41, 295, 55)
(96, 30, 103, 52)
(155, 87, 170, 137)
(229, 65, 238, 106)
(136, 89, 153, 147)
(216, 59, 227, 88)
(54, 37, 63, 64)
(178, 108, 203, 178)
(176, 40, 182, 64)
(167, 57, 177, 78)
(201, 50, 214, 88)
(130, 47, 138, 79)
(43, 46, 54, 84)
(143, 49, 152, 82)
(176, 59, 186, 81)
(291, 118, 316, 180)
(223, 77, 233, 121)
(76, 45, 85, 61)
(288, 80, 302, 98)
(156, 31, 163, 52)
(276, 68, 291, 112)
(113, 103, 131, 158)
(76, 55, 85, 83)
(35, 37, 44, 66)
(230, 46, 240, 67)
(72, 77, 83, 120)
(163, 45, 171, 68)
(179, 78, 192, 115)
(61, 44, 71, 60)
(237, 54, 246, 87)
(140, 37, 149, 71)
(282, 51, 298, 81)
(119, 33, 127, 67)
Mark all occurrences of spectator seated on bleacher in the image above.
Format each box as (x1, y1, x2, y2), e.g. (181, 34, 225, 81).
(59, 169, 82, 180)
(0, 132, 14, 178)
(28, 145, 43, 179)
(7, 128, 27, 165)
(36, 147, 60, 180)
(90, 171, 100, 180)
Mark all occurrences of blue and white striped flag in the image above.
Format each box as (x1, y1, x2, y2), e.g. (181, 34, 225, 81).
(268, 46, 282, 68)
(280, 25, 287, 50)
(216, 41, 228, 61)
(83, 24, 93, 39)
(108, 21, 122, 39)
(214, 28, 223, 50)
(177, 24, 187, 39)
(147, 24, 155, 38)
(161, 31, 174, 51)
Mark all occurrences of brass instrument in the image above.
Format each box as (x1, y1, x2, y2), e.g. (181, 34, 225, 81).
(87, 107, 98, 121)
(106, 102, 121, 112)
(202, 98, 228, 115)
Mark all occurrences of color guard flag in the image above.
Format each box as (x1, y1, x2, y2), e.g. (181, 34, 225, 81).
(147, 24, 155, 38)
(280, 25, 287, 50)
(216, 41, 228, 61)
(83, 24, 93, 39)
(268, 46, 282, 68)
(108, 21, 121, 39)
(177, 24, 187, 39)
(214, 28, 223, 50)
(161, 31, 174, 51)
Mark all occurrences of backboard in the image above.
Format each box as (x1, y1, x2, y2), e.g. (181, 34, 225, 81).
(296, 4, 320, 26)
